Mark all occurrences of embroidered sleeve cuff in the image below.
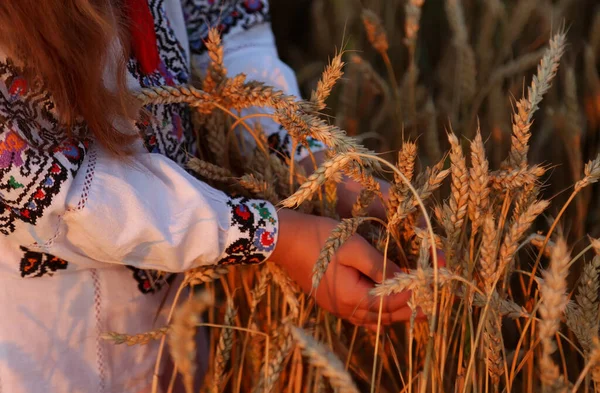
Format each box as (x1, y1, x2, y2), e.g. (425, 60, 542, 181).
(217, 197, 279, 266)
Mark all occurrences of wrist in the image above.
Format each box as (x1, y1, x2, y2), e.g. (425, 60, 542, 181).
(270, 208, 336, 269)
(270, 208, 302, 264)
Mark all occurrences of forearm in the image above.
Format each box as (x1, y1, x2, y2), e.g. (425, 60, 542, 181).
(269, 208, 337, 288)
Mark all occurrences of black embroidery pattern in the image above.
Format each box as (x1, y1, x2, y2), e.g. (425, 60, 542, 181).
(128, 0, 196, 165)
(217, 197, 277, 266)
(126, 266, 175, 294)
(182, 0, 271, 55)
(19, 246, 69, 278)
(0, 60, 88, 235)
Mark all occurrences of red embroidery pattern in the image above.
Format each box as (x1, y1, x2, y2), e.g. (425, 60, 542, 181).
(217, 197, 278, 266)
(0, 60, 88, 235)
(128, 0, 196, 165)
(126, 266, 175, 294)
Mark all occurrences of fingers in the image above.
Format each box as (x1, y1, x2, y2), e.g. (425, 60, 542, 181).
(345, 274, 412, 314)
(347, 307, 416, 325)
(345, 237, 402, 284)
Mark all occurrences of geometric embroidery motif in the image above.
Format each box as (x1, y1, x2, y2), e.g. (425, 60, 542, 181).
(128, 0, 195, 166)
(126, 266, 175, 295)
(0, 59, 89, 235)
(19, 246, 69, 278)
(183, 0, 271, 55)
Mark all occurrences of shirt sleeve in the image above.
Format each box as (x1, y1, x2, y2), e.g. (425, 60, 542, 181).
(0, 57, 278, 274)
(181, 0, 326, 161)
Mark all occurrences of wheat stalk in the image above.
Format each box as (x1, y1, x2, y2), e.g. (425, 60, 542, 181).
(184, 266, 229, 287)
(239, 173, 279, 204)
(361, 9, 389, 55)
(490, 165, 547, 190)
(212, 298, 237, 393)
(290, 326, 360, 393)
(267, 262, 300, 319)
(468, 130, 490, 233)
(102, 327, 169, 346)
(371, 268, 457, 297)
(280, 153, 353, 208)
(168, 292, 214, 393)
(479, 213, 499, 293)
(443, 132, 469, 246)
(311, 50, 344, 110)
(575, 255, 600, 351)
(253, 325, 294, 393)
(538, 238, 570, 392)
(203, 28, 226, 94)
(312, 218, 366, 291)
(506, 32, 567, 169)
(483, 314, 504, 386)
(496, 200, 550, 283)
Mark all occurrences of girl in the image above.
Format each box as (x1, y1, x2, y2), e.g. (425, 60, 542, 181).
(0, 1, 415, 392)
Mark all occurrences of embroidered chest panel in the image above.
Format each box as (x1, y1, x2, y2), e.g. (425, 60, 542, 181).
(129, 0, 196, 165)
(0, 60, 88, 236)
(1, 0, 275, 294)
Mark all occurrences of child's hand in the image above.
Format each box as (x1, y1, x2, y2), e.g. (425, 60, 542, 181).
(271, 209, 414, 329)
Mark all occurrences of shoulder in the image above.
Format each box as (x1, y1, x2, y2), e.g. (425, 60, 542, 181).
(181, 0, 271, 55)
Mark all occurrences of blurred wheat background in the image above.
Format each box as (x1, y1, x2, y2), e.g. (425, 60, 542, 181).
(105, 1, 600, 392)
(271, 0, 600, 241)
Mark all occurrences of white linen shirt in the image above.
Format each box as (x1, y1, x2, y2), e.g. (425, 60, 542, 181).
(0, 1, 321, 392)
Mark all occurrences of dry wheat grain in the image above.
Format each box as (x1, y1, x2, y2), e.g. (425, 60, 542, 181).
(184, 266, 229, 287)
(168, 292, 214, 393)
(483, 314, 504, 386)
(506, 32, 566, 169)
(281, 153, 352, 209)
(361, 9, 389, 54)
(313, 218, 366, 291)
(468, 130, 490, 233)
(203, 28, 226, 94)
(267, 262, 300, 319)
(496, 200, 549, 283)
(311, 51, 344, 111)
(212, 299, 237, 393)
(490, 166, 546, 190)
(575, 256, 600, 348)
(371, 268, 455, 297)
(203, 112, 228, 166)
(529, 233, 555, 258)
(444, 133, 469, 243)
(445, 0, 476, 103)
(575, 153, 600, 191)
(187, 158, 233, 182)
(239, 173, 279, 204)
(351, 189, 376, 218)
(102, 327, 169, 346)
(479, 213, 498, 292)
(290, 326, 360, 393)
(538, 238, 570, 392)
(253, 325, 294, 393)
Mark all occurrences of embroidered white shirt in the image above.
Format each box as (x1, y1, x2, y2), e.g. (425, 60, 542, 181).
(0, 1, 322, 392)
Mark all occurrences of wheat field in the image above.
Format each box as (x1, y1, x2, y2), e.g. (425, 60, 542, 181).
(103, 1, 600, 392)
